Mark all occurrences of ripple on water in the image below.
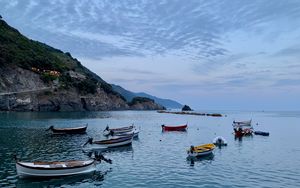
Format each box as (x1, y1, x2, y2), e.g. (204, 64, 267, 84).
(1, 111, 300, 188)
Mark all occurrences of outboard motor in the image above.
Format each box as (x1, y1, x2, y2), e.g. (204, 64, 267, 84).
(94, 152, 112, 164)
(190, 145, 194, 153)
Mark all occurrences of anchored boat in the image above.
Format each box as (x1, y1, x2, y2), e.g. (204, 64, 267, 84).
(187, 143, 215, 157)
(233, 120, 253, 137)
(103, 125, 134, 136)
(83, 134, 134, 149)
(161, 124, 187, 131)
(105, 129, 139, 138)
(47, 125, 87, 134)
(15, 153, 111, 178)
(233, 120, 252, 126)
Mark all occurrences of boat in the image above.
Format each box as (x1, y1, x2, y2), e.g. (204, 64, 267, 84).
(234, 127, 253, 137)
(233, 120, 253, 137)
(213, 136, 227, 146)
(15, 153, 111, 178)
(254, 131, 269, 136)
(103, 125, 134, 136)
(187, 143, 215, 157)
(161, 124, 187, 131)
(233, 120, 252, 126)
(104, 129, 139, 138)
(83, 134, 134, 149)
(47, 125, 87, 134)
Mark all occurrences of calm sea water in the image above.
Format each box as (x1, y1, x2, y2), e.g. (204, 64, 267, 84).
(0, 110, 299, 188)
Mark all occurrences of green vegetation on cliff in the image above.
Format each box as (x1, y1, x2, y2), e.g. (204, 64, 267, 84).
(129, 97, 155, 105)
(0, 19, 122, 98)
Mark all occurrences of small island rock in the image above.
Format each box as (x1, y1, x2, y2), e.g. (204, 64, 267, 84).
(182, 105, 192, 111)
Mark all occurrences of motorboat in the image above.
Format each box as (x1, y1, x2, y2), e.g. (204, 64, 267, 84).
(233, 120, 253, 137)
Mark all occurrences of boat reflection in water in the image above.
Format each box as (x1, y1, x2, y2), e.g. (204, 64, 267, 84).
(187, 153, 214, 166)
(16, 169, 110, 187)
(84, 144, 133, 154)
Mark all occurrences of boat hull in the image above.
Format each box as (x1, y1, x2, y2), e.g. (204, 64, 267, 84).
(234, 128, 253, 137)
(187, 149, 214, 157)
(162, 124, 187, 131)
(92, 136, 133, 148)
(105, 130, 139, 138)
(254, 131, 269, 136)
(16, 160, 95, 178)
(187, 144, 215, 157)
(51, 126, 87, 134)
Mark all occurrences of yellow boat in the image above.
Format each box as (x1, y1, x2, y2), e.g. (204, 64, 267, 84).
(187, 143, 215, 157)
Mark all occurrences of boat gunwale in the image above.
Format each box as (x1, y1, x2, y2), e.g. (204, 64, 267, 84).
(52, 125, 87, 131)
(16, 160, 95, 170)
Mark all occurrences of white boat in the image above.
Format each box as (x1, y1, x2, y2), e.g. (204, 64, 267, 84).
(213, 136, 227, 146)
(104, 129, 139, 138)
(233, 120, 252, 127)
(83, 134, 133, 149)
(187, 144, 215, 157)
(103, 125, 134, 136)
(16, 160, 96, 178)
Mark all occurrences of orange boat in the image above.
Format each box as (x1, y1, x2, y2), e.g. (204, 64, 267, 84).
(161, 124, 187, 131)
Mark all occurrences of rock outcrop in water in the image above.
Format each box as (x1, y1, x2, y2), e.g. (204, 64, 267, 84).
(182, 105, 192, 111)
(0, 19, 165, 111)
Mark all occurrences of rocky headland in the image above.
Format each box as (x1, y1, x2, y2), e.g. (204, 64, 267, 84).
(0, 19, 165, 111)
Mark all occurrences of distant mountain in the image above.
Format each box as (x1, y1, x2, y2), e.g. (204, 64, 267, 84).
(112, 84, 183, 109)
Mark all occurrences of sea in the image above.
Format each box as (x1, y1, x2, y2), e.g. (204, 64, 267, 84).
(0, 110, 299, 188)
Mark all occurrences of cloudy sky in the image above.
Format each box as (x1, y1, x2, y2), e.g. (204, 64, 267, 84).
(1, 0, 300, 110)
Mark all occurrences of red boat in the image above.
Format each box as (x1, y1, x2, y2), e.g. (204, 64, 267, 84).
(234, 127, 253, 137)
(161, 124, 187, 131)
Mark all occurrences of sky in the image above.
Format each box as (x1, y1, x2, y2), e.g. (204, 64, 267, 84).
(1, 0, 300, 110)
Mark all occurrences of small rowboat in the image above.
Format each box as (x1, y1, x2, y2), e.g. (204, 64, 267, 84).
(213, 136, 227, 146)
(254, 131, 269, 136)
(47, 124, 87, 134)
(16, 160, 95, 178)
(105, 129, 139, 138)
(187, 143, 215, 157)
(161, 124, 187, 131)
(83, 134, 133, 149)
(15, 153, 111, 178)
(103, 125, 134, 136)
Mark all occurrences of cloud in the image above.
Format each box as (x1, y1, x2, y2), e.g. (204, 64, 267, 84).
(272, 79, 300, 87)
(1, 0, 300, 110)
(273, 46, 300, 57)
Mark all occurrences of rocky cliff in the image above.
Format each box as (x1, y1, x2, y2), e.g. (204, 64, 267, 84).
(0, 19, 165, 111)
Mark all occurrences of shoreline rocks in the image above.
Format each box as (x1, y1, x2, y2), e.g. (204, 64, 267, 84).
(157, 110, 222, 117)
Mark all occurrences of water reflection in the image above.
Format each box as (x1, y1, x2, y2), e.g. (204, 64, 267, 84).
(187, 154, 214, 166)
(16, 170, 110, 188)
(234, 135, 254, 142)
(0, 111, 112, 120)
(83, 145, 134, 155)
